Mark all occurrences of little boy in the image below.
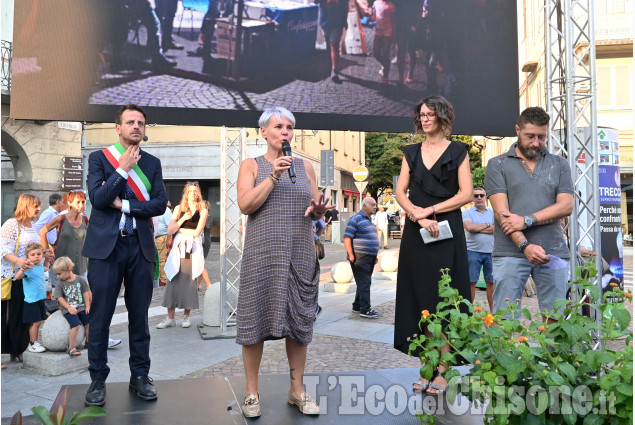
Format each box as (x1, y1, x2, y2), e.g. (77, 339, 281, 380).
(52, 256, 92, 356)
(15, 243, 50, 353)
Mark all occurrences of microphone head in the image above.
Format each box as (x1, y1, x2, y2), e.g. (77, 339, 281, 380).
(143, 135, 148, 142)
(281, 141, 292, 155)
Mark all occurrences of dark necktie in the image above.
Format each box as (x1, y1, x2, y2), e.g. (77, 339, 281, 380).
(123, 184, 135, 233)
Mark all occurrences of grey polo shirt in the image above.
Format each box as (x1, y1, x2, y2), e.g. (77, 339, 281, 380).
(484, 143, 574, 259)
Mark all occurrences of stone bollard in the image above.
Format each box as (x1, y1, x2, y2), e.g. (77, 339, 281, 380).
(379, 254, 398, 272)
(324, 261, 356, 293)
(374, 253, 398, 281)
(331, 261, 354, 283)
(40, 310, 86, 352)
(23, 310, 89, 376)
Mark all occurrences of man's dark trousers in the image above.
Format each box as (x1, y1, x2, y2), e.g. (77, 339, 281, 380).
(88, 234, 154, 380)
(350, 253, 376, 313)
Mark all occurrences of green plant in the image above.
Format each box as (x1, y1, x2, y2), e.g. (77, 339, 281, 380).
(409, 265, 633, 424)
(10, 387, 106, 425)
(471, 166, 486, 189)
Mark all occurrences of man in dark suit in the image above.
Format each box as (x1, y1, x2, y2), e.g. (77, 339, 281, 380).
(82, 104, 167, 407)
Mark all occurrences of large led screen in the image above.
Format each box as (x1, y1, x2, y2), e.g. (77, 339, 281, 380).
(11, 0, 519, 135)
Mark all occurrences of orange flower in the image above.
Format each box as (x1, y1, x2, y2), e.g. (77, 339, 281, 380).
(625, 292, 632, 299)
(475, 360, 482, 365)
(482, 314, 495, 326)
(515, 299, 521, 302)
(609, 282, 618, 287)
(538, 325, 546, 332)
(421, 310, 430, 319)
(474, 306, 483, 312)
(516, 336, 528, 343)
(505, 298, 510, 301)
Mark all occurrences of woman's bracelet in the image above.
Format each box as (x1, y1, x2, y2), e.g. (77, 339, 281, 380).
(268, 173, 279, 183)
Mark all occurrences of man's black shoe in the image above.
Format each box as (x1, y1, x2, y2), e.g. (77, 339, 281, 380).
(152, 54, 177, 72)
(163, 40, 184, 51)
(129, 375, 158, 401)
(85, 379, 106, 407)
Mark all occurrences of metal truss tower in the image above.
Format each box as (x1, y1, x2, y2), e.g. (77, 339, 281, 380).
(545, 0, 602, 331)
(220, 127, 247, 332)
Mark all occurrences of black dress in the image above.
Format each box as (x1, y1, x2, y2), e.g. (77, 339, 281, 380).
(394, 141, 471, 355)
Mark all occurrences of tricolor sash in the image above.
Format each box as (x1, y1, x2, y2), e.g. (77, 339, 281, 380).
(102, 143, 152, 201)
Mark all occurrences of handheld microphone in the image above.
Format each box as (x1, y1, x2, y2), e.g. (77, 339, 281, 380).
(281, 141, 296, 184)
(143, 135, 148, 141)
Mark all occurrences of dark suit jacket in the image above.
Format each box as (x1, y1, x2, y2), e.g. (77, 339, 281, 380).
(82, 148, 167, 262)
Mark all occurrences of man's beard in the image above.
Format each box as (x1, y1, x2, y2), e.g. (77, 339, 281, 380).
(518, 140, 542, 159)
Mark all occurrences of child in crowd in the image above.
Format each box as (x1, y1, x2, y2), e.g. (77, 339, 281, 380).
(15, 243, 51, 353)
(372, 0, 396, 83)
(52, 256, 92, 357)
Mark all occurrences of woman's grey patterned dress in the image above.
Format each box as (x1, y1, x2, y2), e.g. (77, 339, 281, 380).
(236, 156, 319, 346)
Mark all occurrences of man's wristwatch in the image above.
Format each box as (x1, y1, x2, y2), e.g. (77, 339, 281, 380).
(524, 215, 535, 229)
(518, 240, 530, 253)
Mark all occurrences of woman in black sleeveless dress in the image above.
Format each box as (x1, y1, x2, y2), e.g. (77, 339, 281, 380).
(394, 95, 473, 394)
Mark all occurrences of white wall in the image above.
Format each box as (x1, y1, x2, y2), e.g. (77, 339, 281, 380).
(1, 0, 14, 42)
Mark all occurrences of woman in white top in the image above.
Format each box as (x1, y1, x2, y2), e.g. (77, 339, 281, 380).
(1, 194, 50, 365)
(157, 183, 208, 329)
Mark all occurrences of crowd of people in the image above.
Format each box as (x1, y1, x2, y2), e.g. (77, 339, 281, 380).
(2, 100, 575, 418)
(319, 0, 453, 88)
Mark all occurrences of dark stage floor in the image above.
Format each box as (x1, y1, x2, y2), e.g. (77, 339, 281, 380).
(4, 369, 484, 425)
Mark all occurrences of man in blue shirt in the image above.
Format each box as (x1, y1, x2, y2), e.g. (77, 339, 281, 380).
(35, 193, 64, 247)
(462, 188, 495, 311)
(344, 197, 380, 318)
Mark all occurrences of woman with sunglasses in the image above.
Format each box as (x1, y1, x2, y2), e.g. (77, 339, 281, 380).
(39, 190, 90, 280)
(157, 182, 208, 329)
(393, 95, 473, 395)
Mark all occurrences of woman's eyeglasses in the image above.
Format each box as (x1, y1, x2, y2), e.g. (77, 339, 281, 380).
(418, 112, 437, 120)
(474, 194, 485, 198)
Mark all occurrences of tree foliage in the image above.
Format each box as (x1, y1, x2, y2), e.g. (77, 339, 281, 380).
(472, 166, 486, 189)
(365, 132, 420, 198)
(365, 132, 483, 198)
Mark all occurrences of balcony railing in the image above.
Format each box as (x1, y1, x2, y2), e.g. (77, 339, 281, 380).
(1, 40, 11, 95)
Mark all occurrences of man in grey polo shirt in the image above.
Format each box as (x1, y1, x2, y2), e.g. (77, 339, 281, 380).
(462, 187, 495, 311)
(485, 107, 574, 320)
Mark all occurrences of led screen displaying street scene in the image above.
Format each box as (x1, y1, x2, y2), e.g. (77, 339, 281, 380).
(10, 0, 519, 135)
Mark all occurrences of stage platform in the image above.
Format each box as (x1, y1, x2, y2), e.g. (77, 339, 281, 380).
(4, 368, 484, 425)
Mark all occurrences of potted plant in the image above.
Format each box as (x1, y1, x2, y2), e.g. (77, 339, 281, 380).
(409, 264, 633, 424)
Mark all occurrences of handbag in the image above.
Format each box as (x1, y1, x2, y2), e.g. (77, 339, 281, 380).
(419, 211, 453, 244)
(1, 224, 21, 301)
(315, 239, 325, 260)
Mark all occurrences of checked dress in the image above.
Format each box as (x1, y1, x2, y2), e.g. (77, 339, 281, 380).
(236, 156, 319, 346)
